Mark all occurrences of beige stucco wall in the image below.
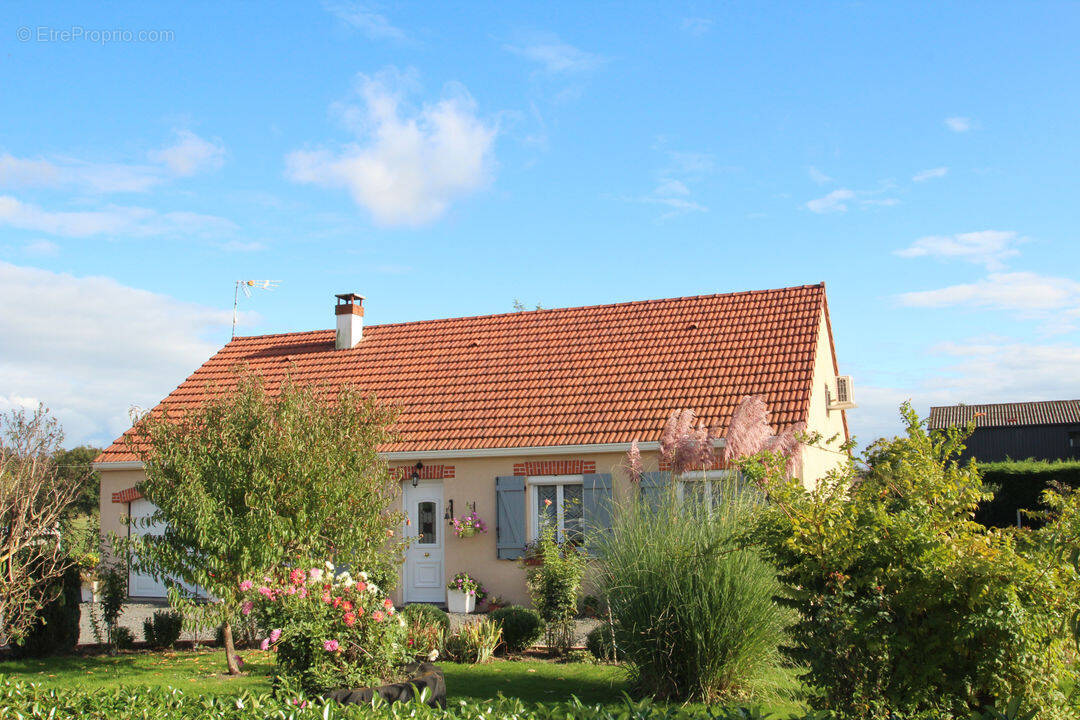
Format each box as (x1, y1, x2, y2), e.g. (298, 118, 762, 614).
(799, 308, 851, 486)
(98, 468, 146, 564)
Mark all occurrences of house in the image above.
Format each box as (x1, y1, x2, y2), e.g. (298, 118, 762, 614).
(927, 399, 1080, 463)
(94, 283, 853, 606)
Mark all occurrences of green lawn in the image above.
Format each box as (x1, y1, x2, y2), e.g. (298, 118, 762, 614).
(0, 649, 804, 716)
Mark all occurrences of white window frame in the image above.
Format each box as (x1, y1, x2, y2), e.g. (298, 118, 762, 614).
(527, 474, 583, 542)
(675, 471, 715, 507)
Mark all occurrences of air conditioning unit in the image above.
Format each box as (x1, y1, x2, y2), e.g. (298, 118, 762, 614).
(828, 375, 857, 410)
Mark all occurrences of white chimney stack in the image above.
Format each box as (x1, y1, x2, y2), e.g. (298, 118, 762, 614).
(334, 293, 364, 349)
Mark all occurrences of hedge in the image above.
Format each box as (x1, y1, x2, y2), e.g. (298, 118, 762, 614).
(976, 459, 1080, 527)
(0, 676, 1036, 720)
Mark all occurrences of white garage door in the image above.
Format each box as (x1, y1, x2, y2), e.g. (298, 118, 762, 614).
(127, 499, 200, 599)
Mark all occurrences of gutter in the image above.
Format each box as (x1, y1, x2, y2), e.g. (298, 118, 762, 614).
(93, 439, 726, 470)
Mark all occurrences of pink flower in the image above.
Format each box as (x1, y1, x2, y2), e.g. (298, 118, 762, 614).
(241, 600, 253, 616)
(343, 612, 356, 627)
(625, 439, 643, 483)
(382, 597, 393, 610)
(269, 628, 282, 643)
(355, 581, 367, 593)
(322, 593, 332, 604)
(298, 587, 308, 598)
(286, 586, 296, 595)
(291, 699, 308, 709)
(260, 638, 270, 651)
(342, 600, 353, 612)
(722, 395, 772, 463)
(289, 568, 306, 585)
(258, 586, 273, 598)
(323, 639, 340, 652)
(372, 610, 385, 622)
(238, 580, 253, 592)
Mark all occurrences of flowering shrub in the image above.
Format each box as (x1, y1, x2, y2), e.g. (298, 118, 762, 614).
(451, 511, 488, 538)
(243, 561, 410, 694)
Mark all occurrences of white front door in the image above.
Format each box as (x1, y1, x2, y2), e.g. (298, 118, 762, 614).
(403, 482, 445, 604)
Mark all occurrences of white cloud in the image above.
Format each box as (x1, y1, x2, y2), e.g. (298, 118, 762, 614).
(850, 340, 1080, 447)
(285, 69, 497, 226)
(807, 166, 833, 185)
(149, 130, 226, 177)
(945, 116, 972, 132)
(0, 261, 240, 446)
(324, 0, 406, 41)
(899, 271, 1080, 315)
(505, 38, 606, 74)
(0, 131, 225, 193)
(895, 230, 1023, 270)
(806, 188, 855, 213)
(0, 195, 235, 238)
(23, 240, 59, 256)
(680, 17, 713, 36)
(219, 240, 267, 252)
(0, 152, 162, 193)
(912, 166, 948, 182)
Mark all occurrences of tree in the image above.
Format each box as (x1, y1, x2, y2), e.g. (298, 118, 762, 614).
(52, 445, 102, 561)
(116, 372, 406, 675)
(0, 406, 81, 645)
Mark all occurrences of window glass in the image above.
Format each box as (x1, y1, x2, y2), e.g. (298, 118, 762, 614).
(537, 484, 557, 531)
(418, 501, 436, 544)
(563, 484, 584, 543)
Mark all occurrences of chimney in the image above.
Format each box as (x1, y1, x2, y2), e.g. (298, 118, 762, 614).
(334, 293, 364, 349)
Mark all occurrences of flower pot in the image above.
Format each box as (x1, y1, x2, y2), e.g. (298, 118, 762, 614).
(523, 556, 543, 567)
(446, 589, 475, 614)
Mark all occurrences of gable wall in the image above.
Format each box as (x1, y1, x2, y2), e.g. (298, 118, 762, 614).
(800, 308, 850, 485)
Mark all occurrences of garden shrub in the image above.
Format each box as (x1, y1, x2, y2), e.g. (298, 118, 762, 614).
(114, 626, 135, 649)
(444, 617, 502, 664)
(489, 605, 543, 653)
(749, 403, 1075, 719)
(401, 603, 451, 633)
(87, 562, 127, 653)
(525, 523, 586, 653)
(143, 609, 184, 649)
(593, 477, 787, 703)
(584, 623, 615, 662)
(244, 562, 410, 694)
(16, 564, 81, 657)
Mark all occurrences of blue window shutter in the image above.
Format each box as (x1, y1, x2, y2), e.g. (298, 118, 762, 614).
(582, 473, 613, 534)
(496, 476, 527, 560)
(639, 471, 671, 510)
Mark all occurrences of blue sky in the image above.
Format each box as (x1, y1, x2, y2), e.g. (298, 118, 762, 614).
(2, 2, 1079, 449)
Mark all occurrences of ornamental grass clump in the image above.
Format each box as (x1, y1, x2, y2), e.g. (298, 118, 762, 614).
(243, 561, 410, 695)
(594, 480, 787, 703)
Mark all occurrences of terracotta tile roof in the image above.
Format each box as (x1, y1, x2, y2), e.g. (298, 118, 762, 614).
(96, 283, 832, 463)
(928, 399, 1080, 429)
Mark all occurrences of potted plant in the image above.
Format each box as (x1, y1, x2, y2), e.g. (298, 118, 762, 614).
(451, 510, 488, 538)
(522, 541, 544, 566)
(446, 572, 482, 613)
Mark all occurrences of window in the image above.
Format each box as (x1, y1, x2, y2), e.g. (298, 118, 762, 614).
(417, 501, 437, 544)
(529, 475, 583, 544)
(675, 470, 748, 510)
(1070, 431, 1080, 448)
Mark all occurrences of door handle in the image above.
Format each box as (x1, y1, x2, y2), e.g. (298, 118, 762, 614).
(424, 552, 430, 558)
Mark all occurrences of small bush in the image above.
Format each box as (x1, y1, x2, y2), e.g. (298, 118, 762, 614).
(444, 618, 501, 664)
(143, 610, 184, 649)
(585, 623, 616, 662)
(594, 476, 787, 702)
(17, 565, 81, 657)
(401, 603, 450, 633)
(489, 605, 543, 653)
(114, 626, 135, 650)
(525, 523, 586, 653)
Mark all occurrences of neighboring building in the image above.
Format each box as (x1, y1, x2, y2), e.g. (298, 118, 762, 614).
(94, 283, 853, 606)
(927, 399, 1080, 463)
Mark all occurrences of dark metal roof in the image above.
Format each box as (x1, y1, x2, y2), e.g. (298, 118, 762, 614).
(928, 399, 1080, 429)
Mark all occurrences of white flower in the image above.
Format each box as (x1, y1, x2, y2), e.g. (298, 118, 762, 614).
(309, 568, 323, 582)
(335, 571, 353, 586)
(358, 571, 369, 581)
(427, 649, 439, 661)
(324, 560, 335, 570)
(398, 616, 406, 627)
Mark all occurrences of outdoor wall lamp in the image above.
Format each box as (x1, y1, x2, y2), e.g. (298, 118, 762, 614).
(410, 461, 423, 488)
(444, 499, 455, 523)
